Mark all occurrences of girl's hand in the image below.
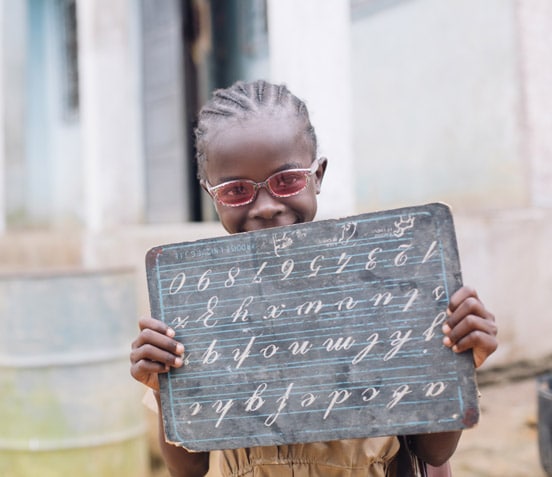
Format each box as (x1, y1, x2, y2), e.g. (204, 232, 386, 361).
(130, 317, 184, 391)
(442, 286, 498, 368)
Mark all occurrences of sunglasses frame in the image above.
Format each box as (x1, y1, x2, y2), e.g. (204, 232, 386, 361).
(203, 158, 322, 207)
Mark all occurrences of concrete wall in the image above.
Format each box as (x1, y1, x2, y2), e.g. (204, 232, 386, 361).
(456, 209, 552, 368)
(77, 0, 144, 230)
(267, 0, 355, 221)
(350, 0, 552, 368)
(0, 0, 550, 371)
(351, 0, 525, 213)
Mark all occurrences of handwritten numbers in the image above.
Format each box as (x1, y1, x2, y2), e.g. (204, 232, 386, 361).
(252, 261, 267, 284)
(168, 272, 186, 295)
(308, 255, 324, 277)
(225, 266, 240, 287)
(394, 243, 412, 266)
(336, 252, 352, 274)
(281, 259, 295, 280)
(365, 247, 382, 271)
(423, 240, 439, 263)
(197, 270, 211, 292)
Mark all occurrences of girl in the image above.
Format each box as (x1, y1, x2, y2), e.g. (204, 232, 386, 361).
(130, 80, 498, 477)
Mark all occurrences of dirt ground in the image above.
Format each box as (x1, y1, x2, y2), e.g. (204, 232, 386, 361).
(149, 364, 552, 477)
(451, 375, 548, 477)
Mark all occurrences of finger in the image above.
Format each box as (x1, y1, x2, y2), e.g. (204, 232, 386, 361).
(445, 330, 498, 368)
(446, 296, 494, 330)
(448, 286, 480, 312)
(131, 339, 184, 363)
(443, 314, 497, 348)
(138, 316, 174, 336)
(132, 327, 184, 356)
(129, 360, 162, 391)
(130, 355, 170, 377)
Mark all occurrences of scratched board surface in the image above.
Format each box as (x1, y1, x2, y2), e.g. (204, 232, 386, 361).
(146, 203, 479, 451)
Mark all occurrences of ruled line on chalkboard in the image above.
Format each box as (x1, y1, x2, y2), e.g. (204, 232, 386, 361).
(168, 370, 460, 400)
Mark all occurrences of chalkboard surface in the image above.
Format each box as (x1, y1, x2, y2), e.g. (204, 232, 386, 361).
(146, 203, 479, 451)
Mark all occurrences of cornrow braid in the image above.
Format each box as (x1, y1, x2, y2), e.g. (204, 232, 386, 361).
(195, 79, 318, 180)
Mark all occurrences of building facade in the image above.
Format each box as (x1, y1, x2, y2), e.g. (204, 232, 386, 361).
(1, 0, 551, 365)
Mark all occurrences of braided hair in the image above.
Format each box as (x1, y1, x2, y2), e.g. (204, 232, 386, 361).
(195, 80, 318, 180)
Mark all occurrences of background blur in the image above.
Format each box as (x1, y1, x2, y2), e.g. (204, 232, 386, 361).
(0, 1, 551, 476)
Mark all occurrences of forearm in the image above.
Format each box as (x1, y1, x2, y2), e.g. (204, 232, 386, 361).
(408, 430, 462, 467)
(154, 391, 209, 477)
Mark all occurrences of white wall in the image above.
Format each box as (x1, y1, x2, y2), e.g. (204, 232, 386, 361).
(267, 0, 355, 221)
(351, 0, 525, 213)
(77, 0, 144, 231)
(0, 1, 5, 232)
(517, 0, 552, 208)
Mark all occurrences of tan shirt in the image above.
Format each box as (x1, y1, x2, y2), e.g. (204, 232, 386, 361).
(205, 437, 400, 477)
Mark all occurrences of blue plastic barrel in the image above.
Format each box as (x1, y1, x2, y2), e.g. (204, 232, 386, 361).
(0, 269, 148, 477)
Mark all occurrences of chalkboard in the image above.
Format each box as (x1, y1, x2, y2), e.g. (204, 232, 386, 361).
(146, 203, 479, 452)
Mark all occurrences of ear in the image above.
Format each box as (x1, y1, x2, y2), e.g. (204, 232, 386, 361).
(314, 157, 328, 194)
(199, 179, 209, 194)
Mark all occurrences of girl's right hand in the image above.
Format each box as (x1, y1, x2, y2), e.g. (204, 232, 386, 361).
(130, 317, 184, 391)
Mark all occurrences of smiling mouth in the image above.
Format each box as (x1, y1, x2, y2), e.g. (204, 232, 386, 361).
(244, 217, 302, 233)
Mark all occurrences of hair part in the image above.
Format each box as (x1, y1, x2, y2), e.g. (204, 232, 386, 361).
(195, 80, 318, 180)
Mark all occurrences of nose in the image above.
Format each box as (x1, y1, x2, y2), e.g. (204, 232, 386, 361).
(248, 187, 285, 220)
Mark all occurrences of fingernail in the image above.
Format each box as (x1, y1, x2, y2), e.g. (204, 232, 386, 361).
(443, 336, 452, 347)
(176, 343, 184, 355)
(174, 357, 183, 367)
(166, 328, 175, 337)
(442, 324, 451, 334)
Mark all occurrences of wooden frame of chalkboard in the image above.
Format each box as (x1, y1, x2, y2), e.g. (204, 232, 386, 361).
(146, 203, 479, 452)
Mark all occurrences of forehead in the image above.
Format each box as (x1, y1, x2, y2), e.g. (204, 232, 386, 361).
(204, 114, 312, 179)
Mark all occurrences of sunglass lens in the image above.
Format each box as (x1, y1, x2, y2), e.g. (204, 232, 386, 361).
(216, 181, 256, 206)
(268, 171, 308, 196)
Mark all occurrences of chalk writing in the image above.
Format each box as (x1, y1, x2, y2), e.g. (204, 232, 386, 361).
(146, 203, 479, 452)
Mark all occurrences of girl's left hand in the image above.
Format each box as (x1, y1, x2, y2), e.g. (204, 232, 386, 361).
(442, 286, 498, 368)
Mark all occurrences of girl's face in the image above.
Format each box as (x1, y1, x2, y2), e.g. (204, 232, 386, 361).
(202, 115, 326, 234)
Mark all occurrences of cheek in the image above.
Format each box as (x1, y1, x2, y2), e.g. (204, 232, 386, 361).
(290, 190, 318, 219)
(216, 206, 244, 233)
